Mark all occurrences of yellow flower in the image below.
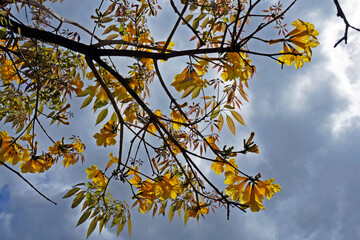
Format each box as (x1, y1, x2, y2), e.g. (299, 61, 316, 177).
(240, 183, 265, 212)
(211, 157, 238, 175)
(137, 199, 151, 214)
(93, 121, 117, 147)
(221, 52, 253, 82)
(256, 178, 281, 200)
(147, 110, 162, 134)
(170, 110, 187, 130)
(188, 202, 209, 218)
(20, 153, 54, 173)
(206, 135, 220, 151)
(72, 139, 85, 153)
(171, 66, 205, 92)
(211, 160, 225, 175)
(62, 153, 77, 167)
(0, 59, 19, 84)
(86, 165, 108, 189)
(236, 178, 281, 212)
(0, 131, 23, 165)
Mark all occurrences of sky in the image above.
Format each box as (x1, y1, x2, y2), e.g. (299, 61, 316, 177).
(1, 0, 360, 239)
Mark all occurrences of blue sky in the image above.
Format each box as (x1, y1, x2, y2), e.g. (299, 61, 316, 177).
(1, 0, 360, 239)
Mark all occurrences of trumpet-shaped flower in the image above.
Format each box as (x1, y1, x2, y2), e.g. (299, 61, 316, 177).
(93, 121, 117, 147)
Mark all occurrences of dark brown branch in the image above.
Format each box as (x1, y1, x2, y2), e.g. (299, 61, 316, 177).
(85, 56, 125, 171)
(1, 17, 290, 62)
(15, 0, 101, 41)
(170, 0, 205, 47)
(0, 160, 57, 205)
(333, 0, 360, 47)
(163, 0, 189, 53)
(94, 57, 239, 209)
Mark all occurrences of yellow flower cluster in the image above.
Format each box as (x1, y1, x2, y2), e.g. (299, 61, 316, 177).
(278, 20, 320, 69)
(0, 131, 26, 165)
(93, 121, 118, 147)
(86, 165, 108, 189)
(0, 58, 20, 84)
(171, 66, 206, 92)
(188, 201, 209, 218)
(221, 52, 254, 82)
(20, 153, 54, 173)
(129, 169, 184, 213)
(1, 131, 85, 173)
(48, 139, 85, 167)
(170, 110, 187, 130)
(211, 156, 281, 212)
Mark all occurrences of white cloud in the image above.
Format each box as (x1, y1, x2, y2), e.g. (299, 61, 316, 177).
(0, 212, 13, 237)
(321, 0, 360, 135)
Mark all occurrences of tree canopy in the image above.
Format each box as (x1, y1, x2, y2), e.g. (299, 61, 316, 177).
(0, 0, 320, 238)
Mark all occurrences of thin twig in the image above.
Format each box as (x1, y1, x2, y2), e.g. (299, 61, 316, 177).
(0, 160, 57, 205)
(333, 0, 360, 47)
(15, 0, 101, 41)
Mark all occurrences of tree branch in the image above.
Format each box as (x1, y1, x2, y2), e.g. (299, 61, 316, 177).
(0, 160, 57, 205)
(333, 0, 360, 47)
(14, 0, 101, 41)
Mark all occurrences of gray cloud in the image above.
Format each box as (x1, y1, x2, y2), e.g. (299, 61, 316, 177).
(2, 1, 360, 240)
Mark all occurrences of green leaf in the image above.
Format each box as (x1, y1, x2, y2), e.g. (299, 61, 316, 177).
(110, 112, 118, 122)
(71, 191, 85, 208)
(0, 27, 7, 38)
(201, 17, 209, 29)
(116, 218, 125, 236)
(169, 205, 175, 223)
(103, 24, 117, 34)
(86, 216, 98, 239)
(96, 108, 108, 125)
(198, 13, 206, 21)
(191, 86, 201, 99)
(127, 215, 132, 238)
(73, 183, 86, 187)
(217, 114, 224, 132)
(193, 17, 200, 29)
(63, 187, 80, 199)
(38, 104, 44, 116)
(93, 99, 108, 110)
(210, 109, 220, 120)
(15, 122, 24, 134)
(105, 34, 118, 40)
(230, 110, 246, 126)
(173, 200, 183, 211)
(226, 114, 236, 135)
(184, 210, 189, 226)
(181, 85, 195, 98)
(76, 209, 92, 227)
(99, 214, 105, 233)
(100, 16, 113, 23)
(80, 95, 93, 109)
(183, 14, 193, 24)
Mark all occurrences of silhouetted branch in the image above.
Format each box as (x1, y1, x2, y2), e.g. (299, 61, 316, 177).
(0, 160, 57, 205)
(333, 0, 360, 47)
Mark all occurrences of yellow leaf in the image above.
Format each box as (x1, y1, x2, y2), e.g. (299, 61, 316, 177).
(127, 214, 132, 238)
(226, 115, 236, 135)
(231, 111, 245, 126)
(217, 114, 224, 132)
(96, 108, 108, 125)
(169, 205, 175, 223)
(86, 216, 98, 239)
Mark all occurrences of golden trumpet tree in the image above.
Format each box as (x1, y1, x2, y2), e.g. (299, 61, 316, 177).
(0, 0, 319, 238)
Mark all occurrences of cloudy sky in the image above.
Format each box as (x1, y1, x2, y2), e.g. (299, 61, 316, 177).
(1, 0, 360, 239)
